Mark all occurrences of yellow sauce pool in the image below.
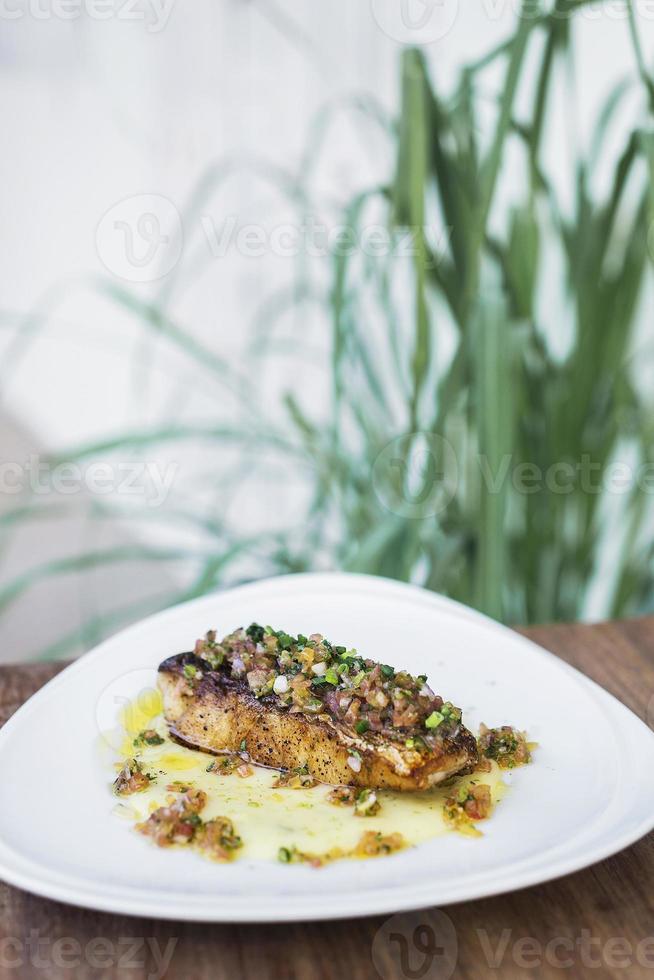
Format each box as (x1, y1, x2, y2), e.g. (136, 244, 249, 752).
(106, 692, 508, 863)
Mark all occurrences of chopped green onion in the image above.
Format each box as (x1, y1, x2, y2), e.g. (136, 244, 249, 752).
(380, 665, 395, 678)
(183, 664, 198, 680)
(425, 711, 445, 729)
(324, 668, 339, 685)
(355, 719, 370, 735)
(206, 650, 225, 669)
(278, 847, 292, 863)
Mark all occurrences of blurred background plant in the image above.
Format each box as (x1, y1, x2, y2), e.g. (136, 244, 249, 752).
(2, 0, 654, 657)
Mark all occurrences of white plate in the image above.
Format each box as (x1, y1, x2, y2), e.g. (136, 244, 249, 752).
(1, 572, 653, 922)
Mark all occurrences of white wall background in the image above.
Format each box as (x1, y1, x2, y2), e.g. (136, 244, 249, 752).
(0, 0, 652, 659)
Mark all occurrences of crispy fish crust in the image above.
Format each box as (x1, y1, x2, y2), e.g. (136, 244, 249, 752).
(158, 653, 478, 791)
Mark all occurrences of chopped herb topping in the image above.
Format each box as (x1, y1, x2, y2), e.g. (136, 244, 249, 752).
(353, 831, 404, 858)
(326, 785, 381, 816)
(133, 729, 165, 748)
(277, 831, 404, 867)
(477, 724, 532, 769)
(272, 765, 318, 789)
(191, 624, 464, 749)
(245, 623, 265, 643)
(354, 788, 381, 817)
(137, 788, 242, 861)
(113, 759, 154, 796)
(327, 785, 357, 807)
(207, 756, 253, 778)
(443, 783, 492, 836)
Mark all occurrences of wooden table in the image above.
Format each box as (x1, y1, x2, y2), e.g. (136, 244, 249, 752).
(1, 619, 654, 979)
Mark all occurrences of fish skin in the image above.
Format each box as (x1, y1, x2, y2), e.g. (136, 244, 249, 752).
(158, 652, 478, 791)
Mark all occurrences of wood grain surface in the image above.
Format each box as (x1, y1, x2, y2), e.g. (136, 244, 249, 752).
(1, 619, 654, 980)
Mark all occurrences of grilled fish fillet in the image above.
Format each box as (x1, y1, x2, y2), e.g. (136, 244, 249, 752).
(158, 634, 478, 791)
